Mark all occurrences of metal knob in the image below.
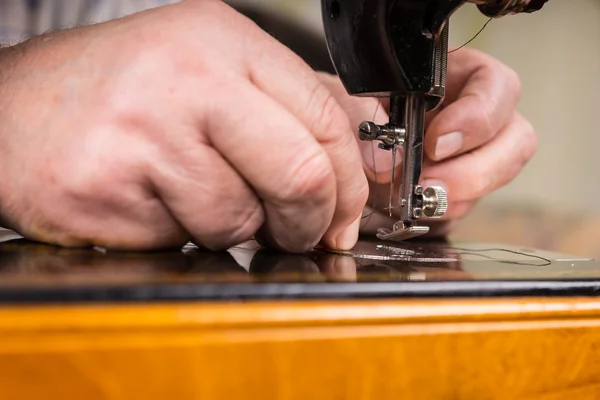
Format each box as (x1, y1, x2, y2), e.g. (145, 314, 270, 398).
(358, 121, 380, 141)
(422, 186, 448, 218)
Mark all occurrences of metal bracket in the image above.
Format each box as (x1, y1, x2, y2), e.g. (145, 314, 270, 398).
(376, 224, 430, 241)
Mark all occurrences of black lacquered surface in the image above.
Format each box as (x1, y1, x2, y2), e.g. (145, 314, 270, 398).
(0, 229, 599, 304)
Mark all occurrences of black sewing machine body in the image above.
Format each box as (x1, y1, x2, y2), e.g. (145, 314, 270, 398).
(321, 0, 548, 101)
(321, 0, 462, 109)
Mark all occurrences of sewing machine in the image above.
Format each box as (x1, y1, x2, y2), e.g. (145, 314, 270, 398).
(321, 0, 548, 241)
(9, 2, 600, 399)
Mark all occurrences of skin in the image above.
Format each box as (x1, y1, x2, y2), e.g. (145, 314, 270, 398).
(0, 0, 536, 253)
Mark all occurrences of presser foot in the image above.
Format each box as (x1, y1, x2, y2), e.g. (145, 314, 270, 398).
(376, 222, 430, 241)
(376, 185, 448, 241)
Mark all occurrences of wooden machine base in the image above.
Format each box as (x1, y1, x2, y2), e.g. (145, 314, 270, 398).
(2, 297, 600, 399)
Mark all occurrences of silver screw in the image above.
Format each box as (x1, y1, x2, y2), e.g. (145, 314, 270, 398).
(358, 121, 380, 141)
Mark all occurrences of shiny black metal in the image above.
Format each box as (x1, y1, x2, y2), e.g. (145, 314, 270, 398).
(321, 0, 465, 102)
(476, 0, 549, 17)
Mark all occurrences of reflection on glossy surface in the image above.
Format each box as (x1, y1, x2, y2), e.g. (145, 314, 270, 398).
(316, 239, 460, 262)
(0, 229, 598, 289)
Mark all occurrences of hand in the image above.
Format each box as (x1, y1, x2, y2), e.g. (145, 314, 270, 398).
(319, 47, 536, 236)
(0, 0, 368, 252)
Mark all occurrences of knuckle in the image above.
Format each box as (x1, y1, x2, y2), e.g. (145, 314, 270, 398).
(352, 176, 370, 213)
(334, 173, 369, 225)
(308, 84, 351, 141)
(60, 161, 132, 215)
(226, 204, 264, 247)
(469, 173, 493, 200)
(482, 50, 522, 94)
(470, 95, 495, 139)
(519, 117, 538, 163)
(279, 150, 335, 203)
(62, 169, 106, 203)
(486, 56, 522, 103)
(503, 65, 522, 98)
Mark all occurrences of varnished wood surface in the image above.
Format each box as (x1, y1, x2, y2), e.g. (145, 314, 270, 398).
(3, 298, 600, 399)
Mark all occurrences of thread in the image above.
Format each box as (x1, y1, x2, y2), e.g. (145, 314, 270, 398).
(446, 247, 552, 267)
(448, 17, 493, 54)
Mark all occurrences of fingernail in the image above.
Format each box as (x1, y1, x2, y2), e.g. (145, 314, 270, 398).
(362, 143, 402, 173)
(435, 131, 463, 160)
(334, 214, 362, 250)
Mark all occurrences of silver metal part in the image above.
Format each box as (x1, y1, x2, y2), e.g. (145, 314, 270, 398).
(428, 21, 449, 108)
(389, 147, 397, 217)
(358, 121, 405, 150)
(423, 186, 448, 218)
(376, 224, 430, 241)
(357, 120, 406, 218)
(314, 240, 459, 263)
(357, 94, 449, 242)
(399, 94, 425, 224)
(355, 17, 456, 242)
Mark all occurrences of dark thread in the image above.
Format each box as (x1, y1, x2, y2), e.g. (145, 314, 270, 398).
(362, 206, 402, 220)
(446, 247, 552, 267)
(448, 17, 493, 54)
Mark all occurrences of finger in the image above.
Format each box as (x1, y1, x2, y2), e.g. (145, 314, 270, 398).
(421, 112, 537, 202)
(199, 81, 337, 253)
(425, 49, 522, 162)
(250, 250, 320, 275)
(150, 131, 264, 251)
(245, 42, 368, 251)
(27, 180, 189, 251)
(318, 72, 398, 184)
(317, 254, 358, 282)
(11, 130, 192, 250)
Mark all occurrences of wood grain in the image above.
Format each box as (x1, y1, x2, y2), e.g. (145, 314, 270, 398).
(2, 298, 600, 399)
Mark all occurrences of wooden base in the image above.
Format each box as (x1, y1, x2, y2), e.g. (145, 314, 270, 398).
(2, 297, 600, 399)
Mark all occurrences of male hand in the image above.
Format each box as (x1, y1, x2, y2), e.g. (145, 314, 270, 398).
(0, 0, 368, 252)
(319, 48, 537, 236)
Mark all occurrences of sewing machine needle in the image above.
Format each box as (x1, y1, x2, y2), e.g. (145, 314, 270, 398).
(389, 147, 396, 217)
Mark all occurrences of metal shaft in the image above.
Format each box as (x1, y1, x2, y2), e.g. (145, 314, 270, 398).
(388, 97, 405, 218)
(398, 93, 425, 222)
